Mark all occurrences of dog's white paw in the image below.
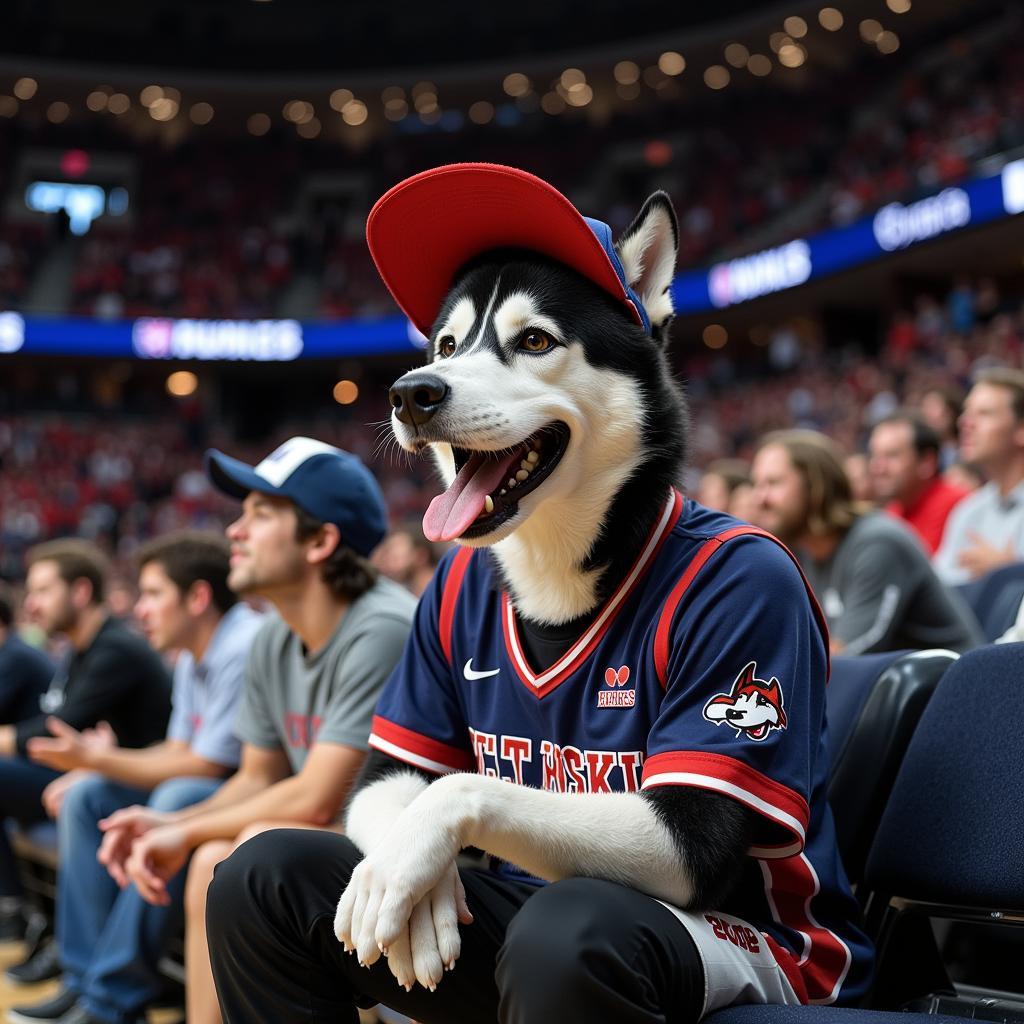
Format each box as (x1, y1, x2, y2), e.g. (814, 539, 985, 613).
(432, 865, 464, 969)
(383, 927, 416, 992)
(410, 899, 445, 990)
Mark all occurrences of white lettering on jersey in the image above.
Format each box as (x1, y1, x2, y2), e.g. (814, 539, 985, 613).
(467, 731, 645, 792)
(469, 728, 499, 777)
(500, 734, 532, 785)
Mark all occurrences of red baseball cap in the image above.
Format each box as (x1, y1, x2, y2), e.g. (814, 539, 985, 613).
(366, 162, 651, 338)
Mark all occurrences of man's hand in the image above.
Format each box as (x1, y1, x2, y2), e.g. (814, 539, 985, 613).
(124, 824, 191, 906)
(98, 806, 171, 888)
(41, 769, 96, 819)
(958, 531, 1017, 579)
(334, 786, 466, 981)
(27, 717, 112, 772)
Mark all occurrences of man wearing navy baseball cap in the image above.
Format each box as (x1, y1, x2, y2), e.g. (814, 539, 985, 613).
(97, 436, 416, 1024)
(204, 436, 389, 561)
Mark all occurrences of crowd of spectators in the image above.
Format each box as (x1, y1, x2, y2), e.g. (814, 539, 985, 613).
(2, 276, 1022, 586)
(0, 392, 436, 581)
(0, 11, 1020, 321)
(0, 224, 46, 308)
(683, 277, 1024, 472)
(68, 147, 299, 320)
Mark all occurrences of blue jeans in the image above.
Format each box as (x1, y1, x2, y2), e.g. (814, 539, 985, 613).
(0, 755, 61, 897)
(58, 774, 222, 1024)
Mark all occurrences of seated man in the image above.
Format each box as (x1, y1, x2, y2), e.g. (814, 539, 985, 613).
(206, 164, 873, 1023)
(100, 438, 415, 1024)
(868, 411, 969, 555)
(0, 541, 171, 944)
(752, 429, 982, 654)
(934, 368, 1024, 584)
(10, 531, 262, 1024)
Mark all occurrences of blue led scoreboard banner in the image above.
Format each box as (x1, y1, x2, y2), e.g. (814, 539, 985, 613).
(2, 160, 1023, 360)
(671, 157, 1024, 314)
(0, 312, 427, 360)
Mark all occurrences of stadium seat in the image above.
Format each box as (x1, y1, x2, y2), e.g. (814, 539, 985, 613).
(710, 643, 1024, 1024)
(954, 563, 1024, 642)
(827, 650, 958, 886)
(8, 820, 57, 906)
(707, 1008, 966, 1024)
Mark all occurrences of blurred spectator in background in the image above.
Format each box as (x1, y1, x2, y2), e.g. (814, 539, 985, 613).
(695, 459, 751, 515)
(0, 542, 171, 943)
(868, 411, 969, 555)
(0, 582, 53, 727)
(934, 369, 1024, 585)
(944, 461, 984, 493)
(920, 386, 963, 472)
(729, 480, 758, 523)
(751, 429, 981, 655)
(9, 533, 261, 1020)
(105, 576, 139, 624)
(371, 525, 443, 597)
(843, 452, 875, 505)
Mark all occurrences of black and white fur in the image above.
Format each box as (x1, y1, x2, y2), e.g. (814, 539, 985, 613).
(392, 194, 686, 624)
(336, 193, 755, 991)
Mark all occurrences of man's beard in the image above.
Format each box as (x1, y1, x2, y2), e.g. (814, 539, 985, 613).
(49, 599, 80, 637)
(766, 509, 805, 546)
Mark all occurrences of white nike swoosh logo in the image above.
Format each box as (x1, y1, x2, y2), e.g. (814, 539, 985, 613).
(464, 659, 500, 680)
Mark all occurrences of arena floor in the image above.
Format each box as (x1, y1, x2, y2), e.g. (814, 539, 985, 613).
(0, 939, 181, 1023)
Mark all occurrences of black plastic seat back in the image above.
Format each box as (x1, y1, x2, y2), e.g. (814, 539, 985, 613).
(827, 650, 958, 885)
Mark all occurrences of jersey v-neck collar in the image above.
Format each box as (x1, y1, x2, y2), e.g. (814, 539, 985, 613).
(501, 489, 683, 698)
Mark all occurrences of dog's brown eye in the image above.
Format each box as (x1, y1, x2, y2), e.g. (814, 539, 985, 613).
(519, 330, 553, 353)
(438, 335, 457, 358)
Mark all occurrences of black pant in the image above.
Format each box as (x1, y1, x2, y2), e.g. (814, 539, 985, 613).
(208, 830, 705, 1024)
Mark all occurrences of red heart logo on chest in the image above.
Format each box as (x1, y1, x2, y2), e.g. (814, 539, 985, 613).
(604, 665, 630, 687)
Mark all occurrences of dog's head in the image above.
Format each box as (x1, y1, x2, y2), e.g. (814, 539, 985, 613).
(376, 167, 681, 551)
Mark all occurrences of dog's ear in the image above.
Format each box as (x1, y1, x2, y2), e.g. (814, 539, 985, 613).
(615, 191, 678, 338)
(732, 660, 757, 694)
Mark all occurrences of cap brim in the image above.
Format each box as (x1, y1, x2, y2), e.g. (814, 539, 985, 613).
(366, 162, 640, 337)
(205, 450, 280, 501)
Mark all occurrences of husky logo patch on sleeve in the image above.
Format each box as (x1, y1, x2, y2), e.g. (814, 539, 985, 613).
(703, 661, 788, 741)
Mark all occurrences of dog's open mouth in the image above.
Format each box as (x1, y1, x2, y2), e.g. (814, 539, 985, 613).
(422, 422, 570, 542)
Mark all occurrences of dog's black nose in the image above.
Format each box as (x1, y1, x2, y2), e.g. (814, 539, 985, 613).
(726, 708, 743, 721)
(389, 374, 450, 427)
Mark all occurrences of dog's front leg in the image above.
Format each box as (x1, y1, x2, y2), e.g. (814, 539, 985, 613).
(335, 778, 478, 979)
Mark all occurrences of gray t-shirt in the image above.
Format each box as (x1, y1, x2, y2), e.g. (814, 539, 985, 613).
(800, 513, 982, 655)
(167, 603, 265, 768)
(234, 576, 416, 772)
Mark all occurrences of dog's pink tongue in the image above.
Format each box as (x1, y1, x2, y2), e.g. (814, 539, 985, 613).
(423, 452, 517, 542)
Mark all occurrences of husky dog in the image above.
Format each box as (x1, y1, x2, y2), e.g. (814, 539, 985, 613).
(387, 193, 686, 625)
(322, 166, 864, 1015)
(335, 168, 758, 987)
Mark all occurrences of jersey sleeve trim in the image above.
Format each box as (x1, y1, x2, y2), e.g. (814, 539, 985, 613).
(653, 527, 831, 688)
(640, 750, 809, 854)
(368, 715, 474, 775)
(438, 547, 474, 666)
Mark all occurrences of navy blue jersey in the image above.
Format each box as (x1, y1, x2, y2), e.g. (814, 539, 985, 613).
(370, 491, 873, 1005)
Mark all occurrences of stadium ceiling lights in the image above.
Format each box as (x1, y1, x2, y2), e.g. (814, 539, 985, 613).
(2, 0, 927, 139)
